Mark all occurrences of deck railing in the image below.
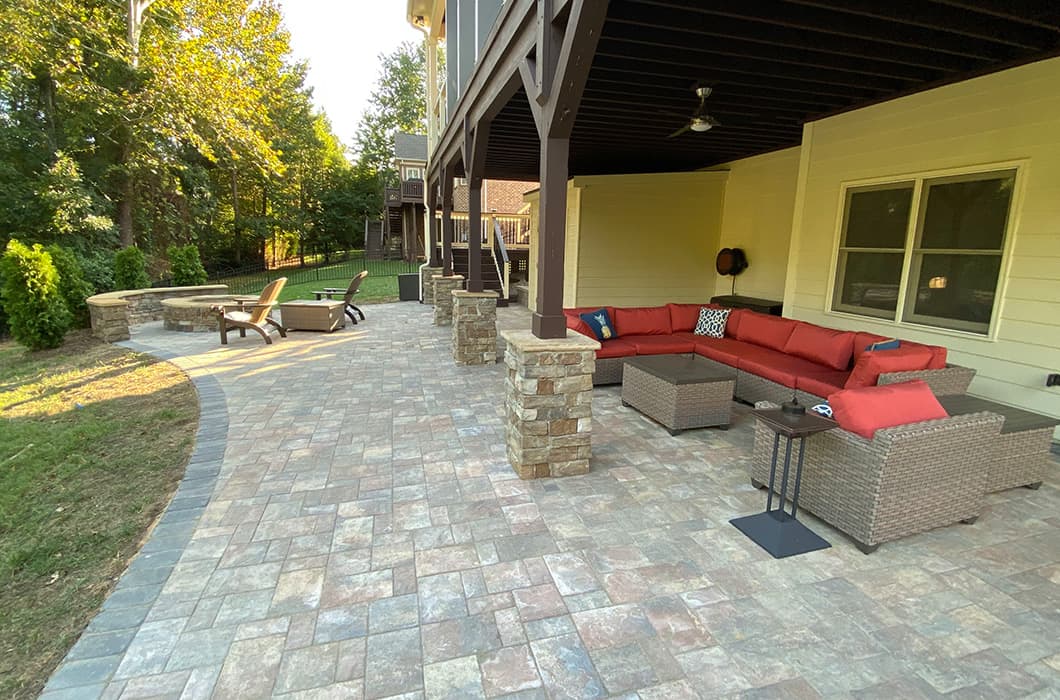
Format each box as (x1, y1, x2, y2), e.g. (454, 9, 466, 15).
(446, 213, 531, 248)
(386, 180, 426, 207)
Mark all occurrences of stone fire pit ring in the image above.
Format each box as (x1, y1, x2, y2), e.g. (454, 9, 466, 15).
(162, 294, 260, 332)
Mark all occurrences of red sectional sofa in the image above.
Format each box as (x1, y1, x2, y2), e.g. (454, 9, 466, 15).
(565, 303, 976, 404)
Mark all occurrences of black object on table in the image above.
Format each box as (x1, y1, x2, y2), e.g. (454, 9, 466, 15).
(710, 294, 783, 316)
(730, 408, 836, 558)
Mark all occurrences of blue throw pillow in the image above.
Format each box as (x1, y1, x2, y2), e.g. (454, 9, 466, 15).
(866, 338, 900, 352)
(579, 308, 616, 341)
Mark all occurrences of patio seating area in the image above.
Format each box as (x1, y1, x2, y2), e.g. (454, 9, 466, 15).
(45, 301, 1060, 699)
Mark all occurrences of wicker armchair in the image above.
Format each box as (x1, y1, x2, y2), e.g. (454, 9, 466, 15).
(750, 401, 1004, 553)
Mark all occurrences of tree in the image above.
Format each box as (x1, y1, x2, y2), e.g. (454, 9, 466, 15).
(353, 41, 427, 206)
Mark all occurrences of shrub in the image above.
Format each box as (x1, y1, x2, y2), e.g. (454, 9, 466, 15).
(113, 246, 150, 290)
(0, 239, 71, 350)
(46, 245, 95, 327)
(76, 249, 115, 293)
(167, 244, 207, 286)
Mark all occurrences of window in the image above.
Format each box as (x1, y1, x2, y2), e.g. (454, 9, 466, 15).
(403, 166, 423, 181)
(832, 168, 1016, 335)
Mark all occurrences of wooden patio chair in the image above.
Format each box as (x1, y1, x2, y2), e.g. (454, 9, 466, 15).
(313, 270, 368, 325)
(215, 277, 288, 345)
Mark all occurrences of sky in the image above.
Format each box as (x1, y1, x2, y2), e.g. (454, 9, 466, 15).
(280, 1, 424, 152)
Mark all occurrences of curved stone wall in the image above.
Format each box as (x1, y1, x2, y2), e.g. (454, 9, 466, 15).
(88, 284, 228, 342)
(162, 295, 253, 332)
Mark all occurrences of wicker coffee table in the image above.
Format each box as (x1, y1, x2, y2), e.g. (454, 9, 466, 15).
(621, 354, 736, 435)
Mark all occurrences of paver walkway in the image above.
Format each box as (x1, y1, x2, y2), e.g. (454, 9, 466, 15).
(44, 302, 1060, 699)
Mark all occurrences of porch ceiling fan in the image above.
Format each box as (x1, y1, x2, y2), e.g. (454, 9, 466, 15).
(667, 86, 721, 138)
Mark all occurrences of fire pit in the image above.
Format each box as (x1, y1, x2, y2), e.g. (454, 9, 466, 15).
(162, 294, 258, 332)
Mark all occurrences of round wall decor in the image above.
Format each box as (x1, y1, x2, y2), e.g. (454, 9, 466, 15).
(715, 247, 748, 276)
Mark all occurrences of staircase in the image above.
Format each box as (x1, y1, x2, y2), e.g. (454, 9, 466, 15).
(448, 248, 513, 307)
(384, 206, 404, 260)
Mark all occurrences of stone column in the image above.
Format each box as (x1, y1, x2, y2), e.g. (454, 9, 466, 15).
(421, 266, 443, 304)
(502, 330, 600, 479)
(432, 275, 464, 325)
(452, 290, 498, 365)
(89, 299, 132, 342)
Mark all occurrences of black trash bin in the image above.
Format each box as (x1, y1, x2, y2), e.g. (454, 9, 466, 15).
(398, 273, 419, 301)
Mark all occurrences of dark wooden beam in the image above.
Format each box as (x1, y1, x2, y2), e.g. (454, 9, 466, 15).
(463, 116, 491, 294)
(427, 178, 440, 267)
(441, 163, 455, 277)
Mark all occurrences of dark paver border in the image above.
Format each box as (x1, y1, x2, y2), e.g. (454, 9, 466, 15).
(41, 342, 228, 699)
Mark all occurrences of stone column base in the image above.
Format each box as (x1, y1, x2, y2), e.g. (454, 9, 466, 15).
(452, 290, 498, 365)
(432, 275, 464, 325)
(89, 300, 132, 342)
(502, 330, 600, 479)
(421, 266, 442, 304)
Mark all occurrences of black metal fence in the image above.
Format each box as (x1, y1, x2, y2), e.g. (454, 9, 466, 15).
(208, 250, 418, 296)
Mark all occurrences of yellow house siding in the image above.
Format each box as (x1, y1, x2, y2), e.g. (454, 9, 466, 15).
(711, 147, 801, 301)
(785, 57, 1060, 426)
(570, 172, 727, 308)
(523, 183, 579, 312)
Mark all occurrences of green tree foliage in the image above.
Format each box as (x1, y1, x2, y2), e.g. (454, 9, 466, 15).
(353, 42, 427, 208)
(45, 244, 95, 327)
(113, 246, 150, 290)
(167, 244, 207, 286)
(0, 240, 71, 349)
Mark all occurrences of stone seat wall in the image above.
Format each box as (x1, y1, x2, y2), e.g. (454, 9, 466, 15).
(88, 284, 228, 342)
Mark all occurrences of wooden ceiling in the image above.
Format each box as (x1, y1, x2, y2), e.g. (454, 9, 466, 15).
(479, 0, 1060, 179)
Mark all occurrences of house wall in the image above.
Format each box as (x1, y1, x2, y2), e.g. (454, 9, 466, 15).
(784, 56, 1060, 425)
(711, 147, 801, 302)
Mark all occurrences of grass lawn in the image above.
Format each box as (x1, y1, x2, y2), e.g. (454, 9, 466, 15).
(217, 254, 412, 302)
(278, 273, 400, 304)
(0, 331, 199, 699)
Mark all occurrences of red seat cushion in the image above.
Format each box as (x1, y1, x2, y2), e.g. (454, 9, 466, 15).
(783, 322, 855, 371)
(734, 311, 798, 351)
(845, 345, 935, 388)
(613, 306, 672, 336)
(692, 337, 752, 367)
(830, 380, 949, 439)
(595, 339, 638, 359)
(667, 303, 718, 333)
(623, 334, 696, 355)
(737, 346, 833, 389)
(796, 370, 850, 401)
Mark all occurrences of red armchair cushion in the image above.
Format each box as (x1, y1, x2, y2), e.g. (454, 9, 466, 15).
(668, 303, 718, 333)
(796, 370, 850, 401)
(845, 345, 935, 388)
(624, 334, 696, 355)
(595, 339, 638, 359)
(734, 312, 798, 351)
(613, 306, 672, 336)
(830, 380, 948, 439)
(783, 323, 856, 371)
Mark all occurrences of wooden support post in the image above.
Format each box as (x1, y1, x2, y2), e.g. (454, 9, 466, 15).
(462, 117, 491, 295)
(519, 0, 608, 339)
(441, 165, 455, 277)
(427, 179, 441, 267)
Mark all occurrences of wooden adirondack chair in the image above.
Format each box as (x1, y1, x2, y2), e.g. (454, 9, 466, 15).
(313, 270, 368, 325)
(216, 277, 288, 345)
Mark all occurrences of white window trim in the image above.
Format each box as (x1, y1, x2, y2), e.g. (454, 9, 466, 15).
(824, 159, 1028, 341)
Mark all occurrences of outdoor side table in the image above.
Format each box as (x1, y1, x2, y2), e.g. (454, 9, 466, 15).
(279, 299, 346, 332)
(621, 354, 735, 434)
(731, 408, 836, 558)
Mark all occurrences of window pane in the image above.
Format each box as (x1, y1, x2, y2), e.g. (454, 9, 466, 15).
(920, 172, 1014, 250)
(909, 253, 1002, 333)
(844, 186, 913, 248)
(834, 251, 905, 317)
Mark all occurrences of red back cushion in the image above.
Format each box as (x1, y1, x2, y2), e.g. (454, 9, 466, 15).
(613, 306, 672, 336)
(852, 332, 890, 361)
(667, 303, 718, 333)
(724, 308, 744, 337)
(845, 345, 935, 388)
(830, 380, 948, 439)
(734, 312, 798, 351)
(783, 323, 856, 371)
(906, 341, 948, 369)
(564, 312, 594, 338)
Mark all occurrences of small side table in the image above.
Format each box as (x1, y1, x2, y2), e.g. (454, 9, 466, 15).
(730, 408, 836, 558)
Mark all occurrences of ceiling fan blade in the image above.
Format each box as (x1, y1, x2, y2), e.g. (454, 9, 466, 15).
(667, 123, 691, 139)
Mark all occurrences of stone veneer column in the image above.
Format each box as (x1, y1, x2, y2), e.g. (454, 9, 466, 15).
(432, 275, 464, 325)
(501, 330, 600, 479)
(89, 299, 132, 342)
(421, 266, 443, 304)
(452, 290, 498, 365)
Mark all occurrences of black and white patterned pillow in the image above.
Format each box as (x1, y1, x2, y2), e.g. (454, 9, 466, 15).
(694, 307, 730, 338)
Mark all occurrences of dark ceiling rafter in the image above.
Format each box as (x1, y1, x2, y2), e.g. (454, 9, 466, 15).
(432, 0, 1060, 181)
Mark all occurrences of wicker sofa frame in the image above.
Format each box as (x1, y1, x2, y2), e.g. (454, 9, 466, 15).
(750, 401, 1004, 553)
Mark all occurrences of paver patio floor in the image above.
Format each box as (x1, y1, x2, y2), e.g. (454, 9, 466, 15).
(44, 302, 1060, 699)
